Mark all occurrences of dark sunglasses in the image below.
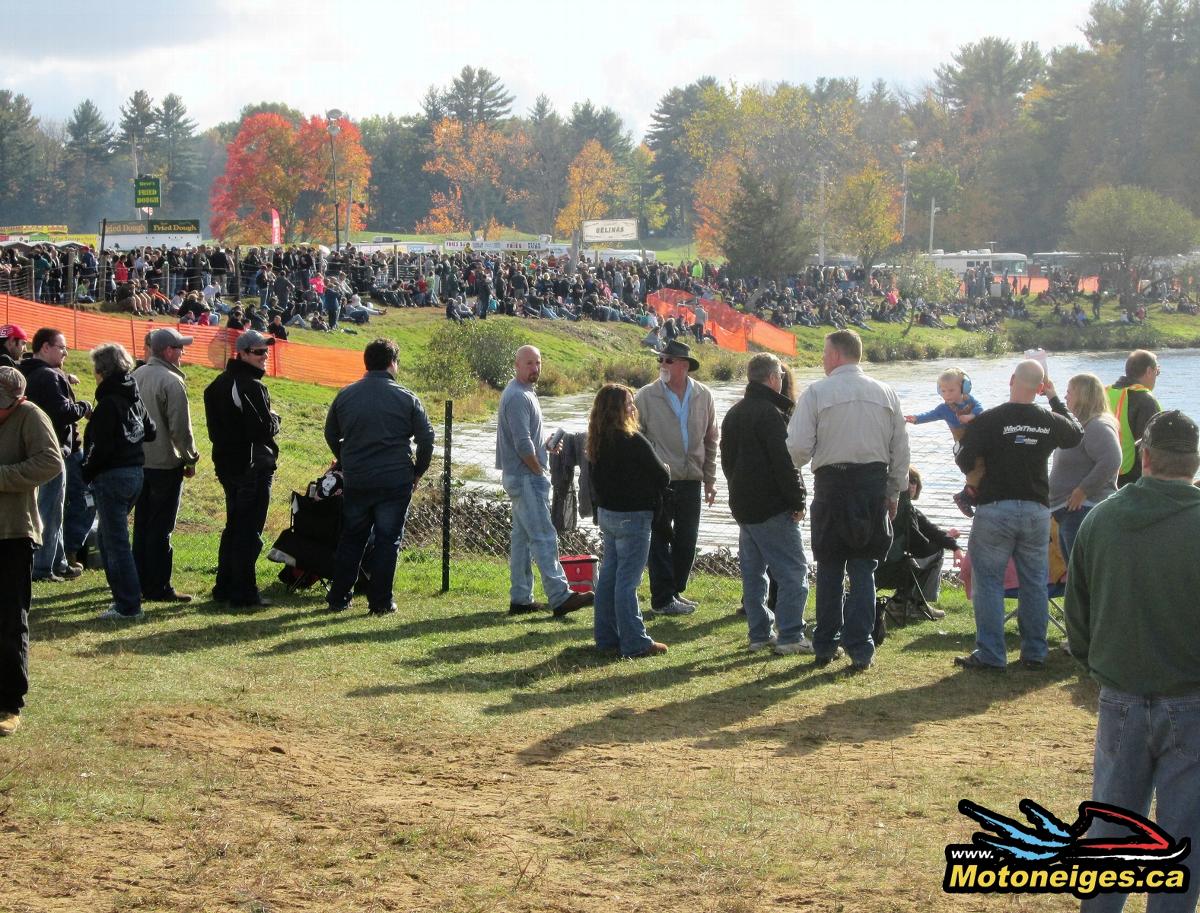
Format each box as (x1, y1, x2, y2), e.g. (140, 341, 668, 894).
(247, 348, 270, 356)
(657, 357, 675, 364)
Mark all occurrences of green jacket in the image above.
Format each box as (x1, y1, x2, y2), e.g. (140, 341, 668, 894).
(1065, 476, 1200, 695)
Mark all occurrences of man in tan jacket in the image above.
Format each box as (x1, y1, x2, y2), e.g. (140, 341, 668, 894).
(635, 339, 719, 616)
(132, 328, 200, 603)
(0, 365, 65, 736)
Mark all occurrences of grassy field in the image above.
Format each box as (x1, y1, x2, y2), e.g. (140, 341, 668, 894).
(5, 558, 1102, 912)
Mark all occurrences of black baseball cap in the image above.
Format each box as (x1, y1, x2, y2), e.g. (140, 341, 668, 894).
(1140, 410, 1200, 454)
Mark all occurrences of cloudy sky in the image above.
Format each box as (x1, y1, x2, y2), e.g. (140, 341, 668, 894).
(3, 0, 1092, 138)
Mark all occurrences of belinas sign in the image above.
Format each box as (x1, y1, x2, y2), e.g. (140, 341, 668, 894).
(582, 218, 638, 242)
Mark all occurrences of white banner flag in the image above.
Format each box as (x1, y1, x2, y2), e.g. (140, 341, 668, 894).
(582, 218, 638, 242)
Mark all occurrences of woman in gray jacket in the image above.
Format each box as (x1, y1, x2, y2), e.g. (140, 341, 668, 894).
(1049, 373, 1122, 564)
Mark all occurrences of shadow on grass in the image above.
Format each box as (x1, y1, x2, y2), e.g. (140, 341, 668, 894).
(512, 649, 1085, 764)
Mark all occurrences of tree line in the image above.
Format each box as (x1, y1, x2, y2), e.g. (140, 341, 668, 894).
(1, 1, 1199, 273)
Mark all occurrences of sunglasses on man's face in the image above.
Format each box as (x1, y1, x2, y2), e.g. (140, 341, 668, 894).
(658, 357, 675, 365)
(247, 348, 269, 356)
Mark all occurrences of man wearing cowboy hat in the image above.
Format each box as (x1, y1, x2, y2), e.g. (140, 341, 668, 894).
(635, 339, 719, 616)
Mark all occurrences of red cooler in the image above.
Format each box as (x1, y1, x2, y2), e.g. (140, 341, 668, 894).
(560, 554, 599, 594)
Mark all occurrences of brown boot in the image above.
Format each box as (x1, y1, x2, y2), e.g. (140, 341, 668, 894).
(552, 591, 595, 617)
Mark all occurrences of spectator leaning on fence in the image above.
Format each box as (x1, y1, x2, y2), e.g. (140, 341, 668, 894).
(323, 338, 435, 616)
(496, 345, 594, 618)
(204, 331, 281, 609)
(132, 328, 201, 605)
(0, 365, 64, 737)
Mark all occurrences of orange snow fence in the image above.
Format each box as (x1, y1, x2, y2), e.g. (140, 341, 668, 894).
(1, 293, 366, 389)
(646, 289, 797, 357)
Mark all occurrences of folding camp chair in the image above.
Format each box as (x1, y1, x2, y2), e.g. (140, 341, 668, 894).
(960, 517, 1068, 636)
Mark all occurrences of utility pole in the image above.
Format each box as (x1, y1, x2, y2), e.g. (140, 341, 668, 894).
(928, 196, 940, 254)
(818, 164, 826, 265)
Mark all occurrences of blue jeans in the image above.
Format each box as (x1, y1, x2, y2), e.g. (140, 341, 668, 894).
(967, 500, 1050, 667)
(738, 511, 809, 645)
(815, 557, 877, 665)
(594, 508, 654, 657)
(1053, 504, 1092, 568)
(33, 464, 65, 577)
(502, 471, 569, 610)
(92, 467, 144, 615)
(327, 485, 413, 611)
(1083, 687, 1200, 913)
(63, 449, 96, 556)
(647, 479, 702, 609)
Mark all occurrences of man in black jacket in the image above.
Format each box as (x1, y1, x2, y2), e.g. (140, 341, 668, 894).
(720, 353, 812, 655)
(19, 328, 92, 582)
(323, 338, 435, 615)
(203, 330, 280, 608)
(954, 359, 1082, 671)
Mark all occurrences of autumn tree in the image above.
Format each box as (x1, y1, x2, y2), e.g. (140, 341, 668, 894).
(831, 162, 900, 272)
(692, 153, 739, 259)
(555, 140, 619, 238)
(209, 112, 371, 244)
(423, 117, 521, 238)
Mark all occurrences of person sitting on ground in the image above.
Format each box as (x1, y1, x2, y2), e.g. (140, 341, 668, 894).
(905, 367, 986, 517)
(268, 314, 289, 340)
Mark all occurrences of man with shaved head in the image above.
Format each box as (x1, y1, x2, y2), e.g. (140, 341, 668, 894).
(954, 358, 1083, 671)
(496, 345, 594, 618)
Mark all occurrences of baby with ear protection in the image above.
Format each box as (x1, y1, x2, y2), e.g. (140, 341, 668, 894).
(905, 367, 987, 516)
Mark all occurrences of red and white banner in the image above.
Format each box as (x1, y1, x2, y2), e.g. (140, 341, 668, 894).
(270, 209, 281, 246)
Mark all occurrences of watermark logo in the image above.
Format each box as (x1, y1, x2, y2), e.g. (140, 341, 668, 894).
(944, 798, 1190, 898)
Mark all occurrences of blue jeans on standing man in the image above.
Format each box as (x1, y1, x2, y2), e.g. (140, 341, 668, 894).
(814, 557, 877, 665)
(502, 471, 570, 610)
(1082, 687, 1200, 913)
(967, 499, 1050, 667)
(92, 466, 144, 616)
(32, 465, 65, 579)
(594, 508, 655, 657)
(739, 510, 809, 646)
(327, 485, 414, 612)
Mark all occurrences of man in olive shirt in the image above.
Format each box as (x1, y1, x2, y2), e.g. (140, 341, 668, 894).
(1065, 410, 1200, 913)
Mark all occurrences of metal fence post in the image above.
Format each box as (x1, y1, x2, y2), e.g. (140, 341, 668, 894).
(441, 399, 452, 593)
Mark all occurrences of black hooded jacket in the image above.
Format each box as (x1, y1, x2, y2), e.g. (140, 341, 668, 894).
(203, 358, 281, 481)
(82, 373, 156, 482)
(720, 381, 806, 524)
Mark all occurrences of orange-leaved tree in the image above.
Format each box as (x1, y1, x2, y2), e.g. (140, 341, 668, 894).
(210, 112, 371, 244)
(554, 139, 618, 238)
(693, 152, 739, 259)
(423, 118, 519, 239)
(295, 115, 372, 241)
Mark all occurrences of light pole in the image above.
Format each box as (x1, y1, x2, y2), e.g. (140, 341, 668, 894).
(326, 108, 343, 250)
(900, 140, 917, 242)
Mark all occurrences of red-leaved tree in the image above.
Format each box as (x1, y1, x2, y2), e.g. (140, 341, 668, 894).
(210, 113, 371, 244)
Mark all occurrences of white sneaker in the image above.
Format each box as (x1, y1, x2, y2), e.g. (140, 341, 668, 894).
(774, 635, 815, 655)
(748, 636, 777, 652)
(98, 607, 145, 621)
(658, 597, 695, 616)
(675, 594, 699, 607)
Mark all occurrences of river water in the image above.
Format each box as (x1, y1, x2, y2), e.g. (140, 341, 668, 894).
(451, 350, 1199, 551)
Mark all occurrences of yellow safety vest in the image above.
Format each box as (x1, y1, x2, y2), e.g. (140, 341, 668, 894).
(1106, 384, 1156, 475)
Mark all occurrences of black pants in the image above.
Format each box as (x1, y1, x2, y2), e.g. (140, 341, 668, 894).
(0, 538, 33, 714)
(215, 468, 273, 603)
(648, 479, 702, 609)
(132, 466, 185, 598)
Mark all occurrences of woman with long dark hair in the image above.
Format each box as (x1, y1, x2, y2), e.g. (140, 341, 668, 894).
(587, 383, 669, 658)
